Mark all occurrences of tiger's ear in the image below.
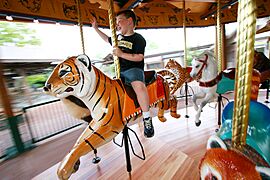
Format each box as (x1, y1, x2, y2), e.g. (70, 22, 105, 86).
(206, 135, 227, 150)
(76, 54, 91, 70)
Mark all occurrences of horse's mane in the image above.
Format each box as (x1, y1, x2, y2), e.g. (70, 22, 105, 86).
(198, 50, 217, 66)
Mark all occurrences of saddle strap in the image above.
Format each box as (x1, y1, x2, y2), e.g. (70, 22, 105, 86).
(198, 73, 222, 87)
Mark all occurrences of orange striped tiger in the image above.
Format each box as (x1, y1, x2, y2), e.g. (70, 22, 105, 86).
(43, 55, 186, 179)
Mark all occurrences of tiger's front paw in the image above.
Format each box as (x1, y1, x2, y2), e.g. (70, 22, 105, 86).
(57, 155, 80, 180)
(57, 166, 72, 180)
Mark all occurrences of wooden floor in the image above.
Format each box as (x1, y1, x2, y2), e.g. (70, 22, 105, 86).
(33, 104, 218, 180)
(1, 90, 269, 180)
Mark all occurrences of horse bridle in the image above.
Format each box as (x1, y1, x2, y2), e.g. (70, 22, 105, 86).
(195, 54, 222, 87)
(194, 54, 208, 80)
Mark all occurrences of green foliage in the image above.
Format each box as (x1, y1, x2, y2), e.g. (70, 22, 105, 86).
(186, 49, 204, 66)
(146, 41, 159, 52)
(0, 21, 41, 47)
(26, 74, 48, 88)
(100, 64, 115, 78)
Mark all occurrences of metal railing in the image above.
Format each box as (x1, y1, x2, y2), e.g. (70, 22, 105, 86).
(0, 99, 83, 161)
(22, 99, 83, 143)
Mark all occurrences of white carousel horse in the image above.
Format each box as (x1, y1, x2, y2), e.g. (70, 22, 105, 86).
(189, 50, 219, 126)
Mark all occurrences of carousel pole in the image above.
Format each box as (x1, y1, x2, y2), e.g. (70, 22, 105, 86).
(76, 0, 102, 163)
(232, 0, 257, 149)
(265, 37, 270, 103)
(76, 0, 85, 54)
(217, 0, 223, 73)
(107, 0, 131, 174)
(107, 0, 120, 79)
(216, 0, 223, 131)
(183, 1, 189, 118)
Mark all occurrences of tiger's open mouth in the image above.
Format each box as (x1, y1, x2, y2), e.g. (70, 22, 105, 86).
(65, 87, 74, 92)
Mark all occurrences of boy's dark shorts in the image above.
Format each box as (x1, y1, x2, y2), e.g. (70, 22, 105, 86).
(120, 68, 145, 86)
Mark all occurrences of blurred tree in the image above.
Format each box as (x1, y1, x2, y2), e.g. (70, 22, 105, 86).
(186, 49, 204, 66)
(146, 41, 159, 52)
(0, 21, 41, 47)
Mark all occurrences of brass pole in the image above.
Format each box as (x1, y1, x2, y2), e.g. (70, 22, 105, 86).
(183, 1, 187, 68)
(217, 0, 223, 72)
(107, 0, 120, 78)
(232, 0, 257, 149)
(76, 0, 85, 54)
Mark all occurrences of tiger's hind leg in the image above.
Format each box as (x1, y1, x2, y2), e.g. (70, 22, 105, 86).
(170, 95, 181, 118)
(157, 78, 170, 122)
(158, 108, 167, 122)
(157, 98, 170, 122)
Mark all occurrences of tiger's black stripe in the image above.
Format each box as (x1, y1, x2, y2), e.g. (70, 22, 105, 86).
(93, 73, 107, 111)
(102, 107, 114, 126)
(84, 139, 95, 150)
(116, 79, 125, 92)
(112, 131, 119, 134)
(75, 65, 80, 79)
(88, 124, 94, 132)
(80, 72, 84, 93)
(89, 69, 100, 101)
(98, 92, 111, 122)
(65, 95, 87, 108)
(115, 86, 125, 125)
(82, 115, 93, 123)
(87, 125, 106, 141)
(160, 101, 164, 109)
(93, 132, 105, 140)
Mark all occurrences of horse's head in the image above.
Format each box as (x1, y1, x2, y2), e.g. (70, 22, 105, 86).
(43, 54, 94, 98)
(190, 51, 218, 81)
(190, 53, 209, 80)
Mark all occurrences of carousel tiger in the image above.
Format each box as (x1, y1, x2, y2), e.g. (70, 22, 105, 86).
(43, 54, 188, 179)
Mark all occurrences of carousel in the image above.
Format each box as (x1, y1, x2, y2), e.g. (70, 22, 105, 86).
(0, 0, 270, 179)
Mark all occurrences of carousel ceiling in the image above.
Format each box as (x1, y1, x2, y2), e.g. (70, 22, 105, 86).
(0, 0, 269, 28)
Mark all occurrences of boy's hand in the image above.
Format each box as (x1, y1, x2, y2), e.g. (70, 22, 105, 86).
(90, 17, 98, 29)
(113, 47, 123, 58)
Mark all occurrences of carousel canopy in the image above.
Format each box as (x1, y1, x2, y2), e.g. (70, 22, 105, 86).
(0, 0, 269, 28)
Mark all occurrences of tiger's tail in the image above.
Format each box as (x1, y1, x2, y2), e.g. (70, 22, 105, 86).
(157, 69, 178, 94)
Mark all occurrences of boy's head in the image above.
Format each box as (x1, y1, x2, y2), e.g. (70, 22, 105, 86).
(115, 10, 137, 35)
(116, 10, 137, 27)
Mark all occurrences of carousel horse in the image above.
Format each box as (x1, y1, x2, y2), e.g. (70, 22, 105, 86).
(190, 50, 260, 126)
(190, 50, 219, 126)
(43, 55, 188, 179)
(199, 101, 270, 179)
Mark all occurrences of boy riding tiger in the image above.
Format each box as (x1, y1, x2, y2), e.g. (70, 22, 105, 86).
(44, 54, 189, 179)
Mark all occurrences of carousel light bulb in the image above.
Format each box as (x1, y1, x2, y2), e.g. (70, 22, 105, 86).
(6, 16, 13, 21)
(205, 18, 208, 20)
(33, 19, 39, 23)
(212, 14, 215, 17)
(228, 5, 232, 9)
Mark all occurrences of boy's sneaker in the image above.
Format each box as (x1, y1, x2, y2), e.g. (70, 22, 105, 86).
(143, 117, 154, 138)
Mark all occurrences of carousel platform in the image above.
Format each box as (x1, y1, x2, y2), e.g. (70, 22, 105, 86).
(33, 104, 220, 180)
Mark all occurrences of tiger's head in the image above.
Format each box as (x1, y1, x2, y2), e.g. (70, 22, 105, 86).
(44, 54, 95, 99)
